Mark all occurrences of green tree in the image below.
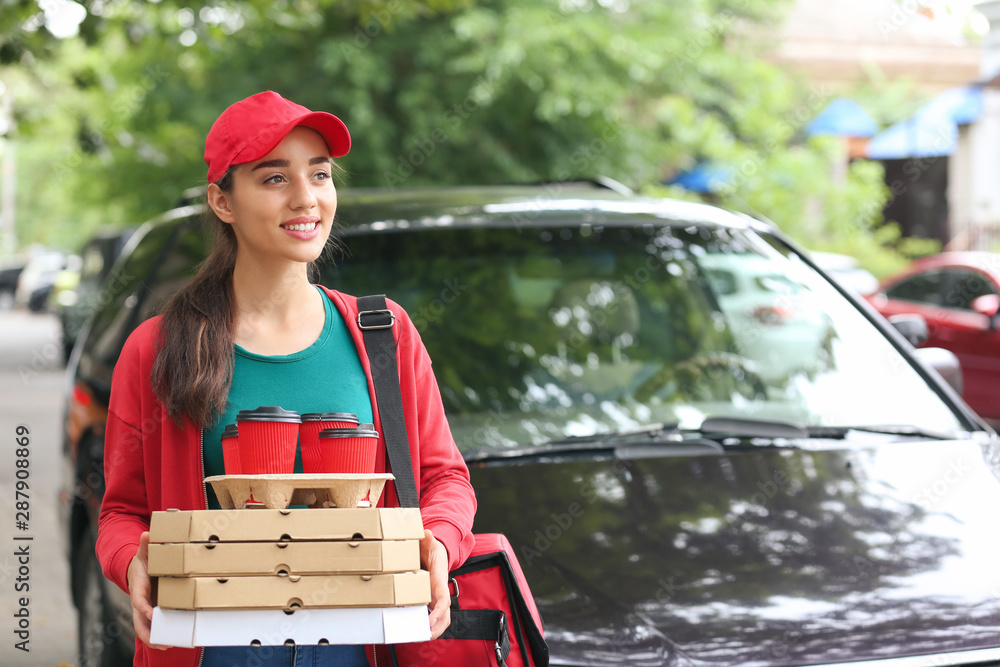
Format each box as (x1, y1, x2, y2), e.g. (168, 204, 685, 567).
(2, 0, 895, 271)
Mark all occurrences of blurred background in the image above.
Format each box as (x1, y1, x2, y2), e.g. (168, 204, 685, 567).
(0, 1, 999, 664)
(0, 0, 997, 284)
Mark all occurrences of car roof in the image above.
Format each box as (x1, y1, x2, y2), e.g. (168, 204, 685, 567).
(332, 184, 765, 232)
(907, 252, 1000, 277)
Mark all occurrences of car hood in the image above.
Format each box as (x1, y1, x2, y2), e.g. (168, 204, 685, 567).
(467, 438, 1000, 666)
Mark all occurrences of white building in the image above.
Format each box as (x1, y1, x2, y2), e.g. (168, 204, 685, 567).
(771, 0, 1000, 249)
(949, 1, 1000, 250)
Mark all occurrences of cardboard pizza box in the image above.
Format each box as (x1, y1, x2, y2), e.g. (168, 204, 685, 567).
(157, 570, 432, 610)
(148, 507, 424, 544)
(148, 540, 420, 577)
(150, 605, 431, 647)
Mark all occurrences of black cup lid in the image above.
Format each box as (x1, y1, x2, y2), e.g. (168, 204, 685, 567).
(222, 423, 239, 438)
(236, 406, 301, 423)
(319, 426, 380, 439)
(301, 412, 360, 423)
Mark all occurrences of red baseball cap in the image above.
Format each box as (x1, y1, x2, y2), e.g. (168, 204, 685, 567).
(204, 91, 351, 183)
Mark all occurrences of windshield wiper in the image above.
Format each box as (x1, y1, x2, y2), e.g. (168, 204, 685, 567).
(692, 417, 958, 445)
(464, 418, 959, 464)
(539, 422, 682, 447)
(465, 417, 813, 463)
(464, 422, 726, 464)
(806, 424, 956, 440)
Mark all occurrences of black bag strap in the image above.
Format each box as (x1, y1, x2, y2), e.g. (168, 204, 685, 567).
(499, 551, 548, 666)
(356, 294, 419, 509)
(443, 609, 511, 664)
(359, 294, 548, 667)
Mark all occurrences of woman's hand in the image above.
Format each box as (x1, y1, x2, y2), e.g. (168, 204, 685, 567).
(420, 528, 452, 639)
(126, 531, 168, 650)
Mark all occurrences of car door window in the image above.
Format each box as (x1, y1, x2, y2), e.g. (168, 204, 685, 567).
(80, 223, 177, 396)
(136, 219, 210, 322)
(942, 268, 998, 311)
(885, 270, 946, 306)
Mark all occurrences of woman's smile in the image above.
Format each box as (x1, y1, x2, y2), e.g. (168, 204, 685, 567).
(281, 215, 321, 238)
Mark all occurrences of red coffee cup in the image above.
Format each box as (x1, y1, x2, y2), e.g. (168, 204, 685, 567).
(221, 423, 241, 475)
(236, 406, 301, 475)
(318, 424, 379, 474)
(300, 412, 360, 473)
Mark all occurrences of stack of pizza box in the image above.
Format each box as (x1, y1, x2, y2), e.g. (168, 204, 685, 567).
(147, 476, 432, 648)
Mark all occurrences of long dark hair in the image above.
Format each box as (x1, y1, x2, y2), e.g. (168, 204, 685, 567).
(152, 170, 239, 428)
(152, 163, 346, 428)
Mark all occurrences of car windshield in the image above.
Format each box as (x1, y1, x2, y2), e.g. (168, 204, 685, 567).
(320, 221, 964, 452)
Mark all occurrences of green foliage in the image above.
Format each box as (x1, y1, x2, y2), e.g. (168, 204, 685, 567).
(0, 0, 901, 271)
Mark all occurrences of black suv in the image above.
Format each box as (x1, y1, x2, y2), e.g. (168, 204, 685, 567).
(62, 184, 1000, 667)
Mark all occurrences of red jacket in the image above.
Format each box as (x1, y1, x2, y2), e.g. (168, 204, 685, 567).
(97, 288, 477, 667)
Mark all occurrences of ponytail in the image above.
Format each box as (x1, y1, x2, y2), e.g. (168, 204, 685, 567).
(152, 171, 238, 428)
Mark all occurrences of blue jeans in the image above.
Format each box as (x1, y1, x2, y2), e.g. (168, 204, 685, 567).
(201, 645, 369, 667)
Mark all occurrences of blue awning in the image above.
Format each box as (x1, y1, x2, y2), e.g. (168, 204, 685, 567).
(866, 113, 958, 159)
(665, 163, 731, 193)
(805, 98, 879, 137)
(865, 87, 982, 160)
(917, 86, 984, 126)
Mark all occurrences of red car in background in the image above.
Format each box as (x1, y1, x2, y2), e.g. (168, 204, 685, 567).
(867, 252, 1000, 423)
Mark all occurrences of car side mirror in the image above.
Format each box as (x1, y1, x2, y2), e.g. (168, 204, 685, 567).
(971, 294, 1000, 330)
(888, 313, 929, 347)
(913, 347, 964, 396)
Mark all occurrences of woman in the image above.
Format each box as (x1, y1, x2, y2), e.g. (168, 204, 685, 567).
(97, 91, 477, 667)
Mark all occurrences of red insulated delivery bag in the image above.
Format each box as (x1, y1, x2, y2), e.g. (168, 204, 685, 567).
(390, 533, 548, 667)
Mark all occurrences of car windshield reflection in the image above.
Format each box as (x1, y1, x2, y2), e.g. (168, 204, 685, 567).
(322, 222, 964, 453)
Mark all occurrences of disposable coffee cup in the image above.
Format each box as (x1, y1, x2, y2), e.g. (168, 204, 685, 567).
(221, 423, 241, 475)
(318, 426, 379, 474)
(300, 412, 360, 474)
(236, 406, 301, 475)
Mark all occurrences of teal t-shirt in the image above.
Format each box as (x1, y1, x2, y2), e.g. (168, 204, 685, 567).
(203, 287, 374, 508)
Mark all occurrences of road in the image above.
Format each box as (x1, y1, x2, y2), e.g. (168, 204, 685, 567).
(0, 309, 77, 666)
